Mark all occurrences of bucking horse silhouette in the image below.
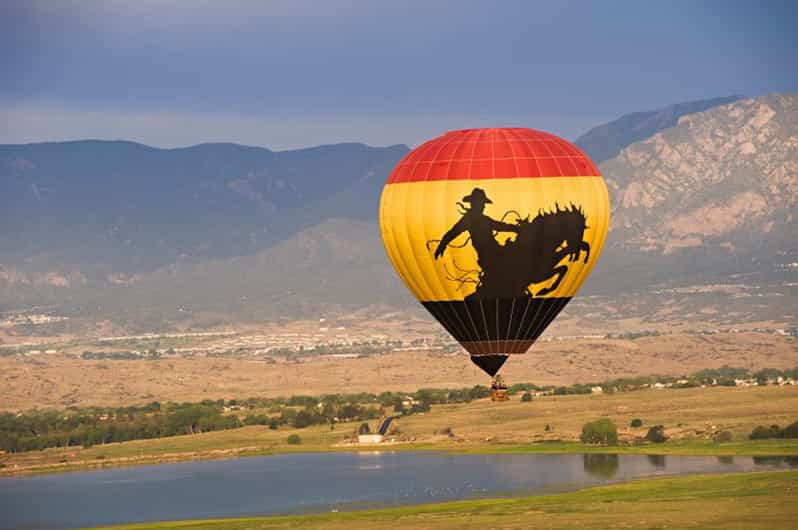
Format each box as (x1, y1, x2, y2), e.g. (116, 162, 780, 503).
(431, 187, 590, 300)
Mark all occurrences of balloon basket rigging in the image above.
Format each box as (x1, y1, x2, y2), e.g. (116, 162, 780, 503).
(490, 374, 509, 402)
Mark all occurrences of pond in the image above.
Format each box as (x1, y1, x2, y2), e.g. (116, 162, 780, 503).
(1, 452, 795, 530)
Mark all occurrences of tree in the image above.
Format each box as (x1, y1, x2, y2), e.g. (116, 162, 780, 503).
(781, 421, 798, 439)
(750, 424, 781, 440)
(630, 418, 643, 428)
(468, 385, 491, 400)
(358, 422, 371, 435)
(580, 418, 618, 445)
(714, 430, 733, 443)
(286, 434, 301, 445)
(583, 454, 619, 478)
(521, 392, 533, 402)
(645, 425, 668, 443)
(294, 410, 315, 429)
(244, 414, 264, 426)
(338, 403, 363, 421)
(410, 401, 431, 414)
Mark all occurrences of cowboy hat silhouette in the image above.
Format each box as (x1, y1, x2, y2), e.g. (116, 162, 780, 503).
(462, 188, 492, 205)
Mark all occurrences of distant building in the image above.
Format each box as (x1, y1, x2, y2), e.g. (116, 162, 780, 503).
(358, 417, 396, 444)
(591, 386, 603, 394)
(358, 434, 384, 445)
(401, 396, 419, 407)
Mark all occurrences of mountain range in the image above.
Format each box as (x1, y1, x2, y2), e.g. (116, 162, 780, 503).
(2, 94, 795, 330)
(0, 141, 407, 274)
(574, 95, 742, 164)
(591, 93, 797, 292)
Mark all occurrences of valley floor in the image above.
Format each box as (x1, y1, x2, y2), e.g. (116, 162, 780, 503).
(3, 385, 797, 476)
(1, 331, 796, 411)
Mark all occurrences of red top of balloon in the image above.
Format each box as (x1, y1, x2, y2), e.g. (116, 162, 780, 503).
(386, 127, 599, 184)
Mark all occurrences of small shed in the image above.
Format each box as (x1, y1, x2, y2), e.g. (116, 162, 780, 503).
(357, 434, 384, 445)
(357, 416, 397, 445)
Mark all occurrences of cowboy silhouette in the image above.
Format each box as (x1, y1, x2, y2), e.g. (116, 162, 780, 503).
(432, 187, 590, 301)
(434, 188, 520, 294)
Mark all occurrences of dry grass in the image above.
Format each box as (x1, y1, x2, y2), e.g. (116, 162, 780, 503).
(1, 331, 796, 410)
(3, 385, 797, 476)
(395, 384, 798, 444)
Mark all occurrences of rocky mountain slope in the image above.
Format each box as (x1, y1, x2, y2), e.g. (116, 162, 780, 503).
(575, 95, 742, 163)
(592, 94, 798, 290)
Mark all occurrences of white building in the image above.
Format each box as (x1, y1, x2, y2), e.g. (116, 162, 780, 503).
(358, 434, 384, 445)
(401, 396, 419, 408)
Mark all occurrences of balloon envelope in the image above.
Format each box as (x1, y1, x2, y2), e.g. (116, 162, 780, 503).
(379, 128, 609, 376)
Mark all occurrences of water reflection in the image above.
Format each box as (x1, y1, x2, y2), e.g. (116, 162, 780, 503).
(647, 455, 666, 467)
(752, 456, 798, 466)
(583, 454, 619, 479)
(717, 456, 734, 465)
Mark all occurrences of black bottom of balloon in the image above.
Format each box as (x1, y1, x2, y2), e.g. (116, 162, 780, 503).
(470, 355, 508, 377)
(422, 296, 572, 357)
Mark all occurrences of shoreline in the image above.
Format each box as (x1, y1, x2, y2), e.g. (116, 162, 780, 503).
(4, 385, 796, 478)
(3, 438, 797, 478)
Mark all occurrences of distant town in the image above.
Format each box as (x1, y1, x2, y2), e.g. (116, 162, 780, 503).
(1, 309, 796, 364)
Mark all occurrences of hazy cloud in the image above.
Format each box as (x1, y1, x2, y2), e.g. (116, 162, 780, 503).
(0, 101, 602, 150)
(2, 1, 796, 148)
(2, 1, 464, 38)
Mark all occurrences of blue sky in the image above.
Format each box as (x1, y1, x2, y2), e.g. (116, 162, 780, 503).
(2, 0, 796, 149)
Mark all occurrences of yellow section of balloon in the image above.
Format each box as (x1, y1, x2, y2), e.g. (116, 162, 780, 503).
(379, 176, 610, 303)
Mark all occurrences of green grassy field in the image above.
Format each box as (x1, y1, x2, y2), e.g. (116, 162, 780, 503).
(88, 471, 798, 530)
(3, 385, 797, 476)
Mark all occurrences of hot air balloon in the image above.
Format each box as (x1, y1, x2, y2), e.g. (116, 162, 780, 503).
(379, 128, 609, 396)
